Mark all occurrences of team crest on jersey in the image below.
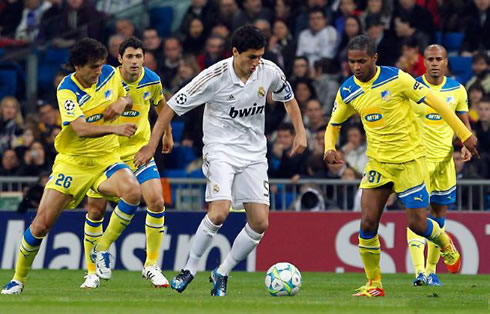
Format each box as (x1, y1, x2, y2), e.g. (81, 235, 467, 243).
(381, 90, 391, 101)
(64, 99, 75, 113)
(446, 96, 455, 105)
(257, 86, 266, 97)
(213, 184, 220, 193)
(175, 93, 188, 105)
(144, 91, 150, 100)
(105, 89, 113, 100)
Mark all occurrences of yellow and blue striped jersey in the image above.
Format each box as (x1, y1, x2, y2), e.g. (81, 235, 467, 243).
(412, 75, 468, 161)
(330, 66, 429, 163)
(117, 66, 164, 159)
(55, 65, 127, 157)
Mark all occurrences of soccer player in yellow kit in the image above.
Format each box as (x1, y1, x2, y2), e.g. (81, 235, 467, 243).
(407, 45, 472, 287)
(1, 38, 142, 295)
(324, 35, 479, 297)
(81, 37, 173, 289)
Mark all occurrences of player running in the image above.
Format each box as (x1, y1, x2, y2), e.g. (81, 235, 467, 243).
(2, 38, 141, 295)
(407, 44, 472, 287)
(81, 37, 173, 289)
(135, 25, 307, 296)
(323, 35, 478, 297)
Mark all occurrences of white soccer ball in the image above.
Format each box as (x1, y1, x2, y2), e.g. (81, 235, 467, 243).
(265, 262, 302, 296)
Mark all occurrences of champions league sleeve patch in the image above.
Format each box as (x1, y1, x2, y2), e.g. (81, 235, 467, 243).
(64, 99, 76, 112)
(175, 93, 188, 105)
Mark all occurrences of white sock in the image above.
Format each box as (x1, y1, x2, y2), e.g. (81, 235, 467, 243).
(217, 224, 263, 276)
(185, 215, 222, 276)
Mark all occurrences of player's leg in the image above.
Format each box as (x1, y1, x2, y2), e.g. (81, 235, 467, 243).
(2, 189, 71, 294)
(425, 203, 446, 286)
(407, 226, 427, 285)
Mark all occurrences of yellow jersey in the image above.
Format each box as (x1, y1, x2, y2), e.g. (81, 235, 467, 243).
(117, 66, 164, 159)
(330, 66, 429, 163)
(55, 65, 127, 157)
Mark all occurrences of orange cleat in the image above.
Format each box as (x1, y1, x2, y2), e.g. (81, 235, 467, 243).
(440, 236, 461, 273)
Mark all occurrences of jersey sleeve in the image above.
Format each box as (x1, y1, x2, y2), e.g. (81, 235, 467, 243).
(151, 81, 164, 106)
(167, 69, 215, 116)
(271, 65, 294, 102)
(57, 89, 84, 126)
(399, 70, 430, 104)
(455, 86, 469, 113)
(329, 91, 356, 125)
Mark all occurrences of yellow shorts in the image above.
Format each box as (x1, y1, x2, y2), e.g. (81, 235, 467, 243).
(427, 158, 456, 205)
(360, 157, 430, 209)
(45, 153, 127, 209)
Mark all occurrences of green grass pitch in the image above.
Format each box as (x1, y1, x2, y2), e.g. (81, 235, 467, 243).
(0, 270, 488, 314)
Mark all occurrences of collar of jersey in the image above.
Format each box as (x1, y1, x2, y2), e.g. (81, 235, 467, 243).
(71, 73, 95, 92)
(228, 57, 258, 86)
(422, 74, 446, 90)
(353, 66, 382, 88)
(118, 66, 145, 86)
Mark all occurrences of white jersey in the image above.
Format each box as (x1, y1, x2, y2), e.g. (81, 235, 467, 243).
(168, 57, 294, 161)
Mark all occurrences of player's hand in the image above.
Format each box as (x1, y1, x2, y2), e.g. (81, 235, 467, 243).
(463, 134, 479, 159)
(323, 150, 344, 164)
(162, 131, 174, 154)
(134, 144, 156, 168)
(461, 145, 472, 162)
(114, 123, 137, 137)
(104, 101, 127, 121)
(290, 133, 307, 157)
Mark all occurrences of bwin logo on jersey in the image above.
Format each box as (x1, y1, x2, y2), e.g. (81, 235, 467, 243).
(229, 103, 265, 118)
(86, 114, 104, 123)
(365, 113, 382, 122)
(122, 110, 140, 117)
(426, 113, 442, 121)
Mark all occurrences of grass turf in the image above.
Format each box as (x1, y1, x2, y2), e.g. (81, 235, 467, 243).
(0, 270, 488, 314)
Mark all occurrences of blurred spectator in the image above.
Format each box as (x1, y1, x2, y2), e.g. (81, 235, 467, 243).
(14, 126, 36, 159)
(17, 171, 50, 213)
(179, 0, 217, 35)
(294, 0, 332, 36)
(461, 0, 490, 55)
(96, 0, 141, 15)
(359, 0, 392, 30)
(18, 141, 50, 176)
(337, 166, 359, 209)
(268, 19, 297, 75)
(397, 36, 425, 77)
(254, 19, 279, 64)
(143, 27, 162, 60)
(107, 34, 125, 66)
(394, 0, 434, 39)
(0, 0, 23, 37)
(264, 94, 286, 137)
(297, 7, 338, 68)
(160, 37, 183, 90)
(143, 51, 159, 73)
(15, 0, 51, 42)
(274, 0, 295, 31)
(171, 55, 201, 93)
(233, 0, 273, 30)
(365, 14, 398, 66)
(37, 100, 61, 143)
(182, 18, 207, 55)
(196, 35, 228, 70)
(0, 149, 20, 175)
(293, 185, 326, 211)
(341, 124, 368, 176)
(472, 97, 490, 154)
(0, 96, 23, 155)
(39, 71, 66, 105)
(438, 0, 466, 32)
(465, 52, 490, 94)
(335, 15, 362, 68)
(394, 16, 429, 52)
(210, 23, 231, 50)
(217, 0, 242, 31)
(115, 18, 137, 39)
(290, 56, 310, 85)
(304, 99, 327, 149)
(333, 0, 361, 35)
(293, 78, 317, 110)
(467, 83, 485, 123)
(44, 125, 60, 162)
(311, 58, 339, 114)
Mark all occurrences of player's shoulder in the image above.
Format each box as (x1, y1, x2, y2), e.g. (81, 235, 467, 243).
(258, 58, 283, 74)
(138, 67, 162, 88)
(441, 76, 463, 92)
(338, 76, 363, 104)
(371, 66, 401, 89)
(96, 65, 117, 90)
(187, 58, 230, 95)
(57, 74, 89, 103)
(57, 73, 77, 93)
(415, 75, 427, 85)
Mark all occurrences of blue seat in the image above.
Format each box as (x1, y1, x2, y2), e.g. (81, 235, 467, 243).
(188, 168, 205, 178)
(37, 48, 69, 92)
(149, 6, 173, 38)
(171, 121, 185, 143)
(449, 56, 472, 84)
(0, 70, 17, 100)
(161, 169, 187, 178)
(441, 32, 464, 53)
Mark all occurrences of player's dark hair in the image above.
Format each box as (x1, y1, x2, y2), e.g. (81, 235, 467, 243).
(277, 122, 295, 135)
(69, 38, 108, 67)
(347, 35, 377, 57)
(231, 25, 266, 53)
(119, 36, 145, 57)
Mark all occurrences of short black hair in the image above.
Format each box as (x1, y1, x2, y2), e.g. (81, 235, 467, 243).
(277, 122, 295, 135)
(480, 96, 490, 103)
(119, 36, 145, 57)
(69, 38, 108, 67)
(231, 25, 266, 53)
(347, 35, 377, 57)
(309, 7, 326, 18)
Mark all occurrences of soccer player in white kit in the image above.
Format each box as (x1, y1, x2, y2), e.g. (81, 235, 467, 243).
(134, 25, 307, 296)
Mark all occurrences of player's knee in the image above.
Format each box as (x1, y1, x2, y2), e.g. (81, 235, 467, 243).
(30, 219, 52, 237)
(250, 220, 268, 234)
(208, 211, 228, 225)
(147, 196, 165, 212)
(87, 206, 105, 221)
(360, 220, 378, 234)
(120, 182, 141, 204)
(407, 221, 425, 236)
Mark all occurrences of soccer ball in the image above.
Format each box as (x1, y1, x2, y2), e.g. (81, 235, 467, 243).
(265, 262, 302, 296)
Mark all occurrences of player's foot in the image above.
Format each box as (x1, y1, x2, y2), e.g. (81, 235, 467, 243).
(1, 280, 23, 295)
(426, 273, 442, 286)
(80, 274, 100, 289)
(412, 272, 427, 286)
(352, 281, 384, 297)
(210, 268, 228, 297)
(92, 247, 112, 280)
(170, 269, 194, 293)
(142, 265, 169, 288)
(440, 237, 461, 273)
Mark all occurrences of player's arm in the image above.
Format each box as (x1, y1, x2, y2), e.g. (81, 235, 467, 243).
(456, 88, 472, 161)
(70, 117, 137, 137)
(283, 98, 307, 157)
(104, 95, 133, 121)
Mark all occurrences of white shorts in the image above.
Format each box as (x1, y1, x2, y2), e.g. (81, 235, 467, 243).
(202, 153, 270, 209)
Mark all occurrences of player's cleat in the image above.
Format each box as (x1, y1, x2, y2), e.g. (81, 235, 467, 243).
(412, 272, 427, 286)
(1, 280, 23, 295)
(142, 265, 169, 288)
(352, 281, 385, 297)
(80, 274, 100, 289)
(92, 247, 112, 280)
(426, 273, 442, 286)
(210, 268, 228, 297)
(170, 269, 194, 293)
(440, 237, 461, 273)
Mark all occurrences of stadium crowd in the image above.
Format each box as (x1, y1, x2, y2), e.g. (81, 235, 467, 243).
(0, 0, 489, 209)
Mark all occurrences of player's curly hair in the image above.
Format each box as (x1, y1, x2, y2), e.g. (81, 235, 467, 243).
(119, 36, 145, 57)
(69, 38, 108, 67)
(231, 25, 265, 53)
(347, 35, 377, 57)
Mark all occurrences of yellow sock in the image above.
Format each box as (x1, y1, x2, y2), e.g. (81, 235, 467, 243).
(13, 227, 44, 283)
(423, 218, 450, 249)
(426, 225, 444, 274)
(407, 227, 426, 277)
(84, 215, 104, 274)
(96, 199, 138, 251)
(145, 207, 165, 266)
(359, 234, 382, 288)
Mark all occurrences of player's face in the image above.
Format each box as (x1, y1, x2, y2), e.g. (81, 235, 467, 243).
(119, 47, 144, 76)
(232, 47, 265, 75)
(424, 48, 447, 78)
(347, 49, 377, 82)
(75, 59, 105, 87)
